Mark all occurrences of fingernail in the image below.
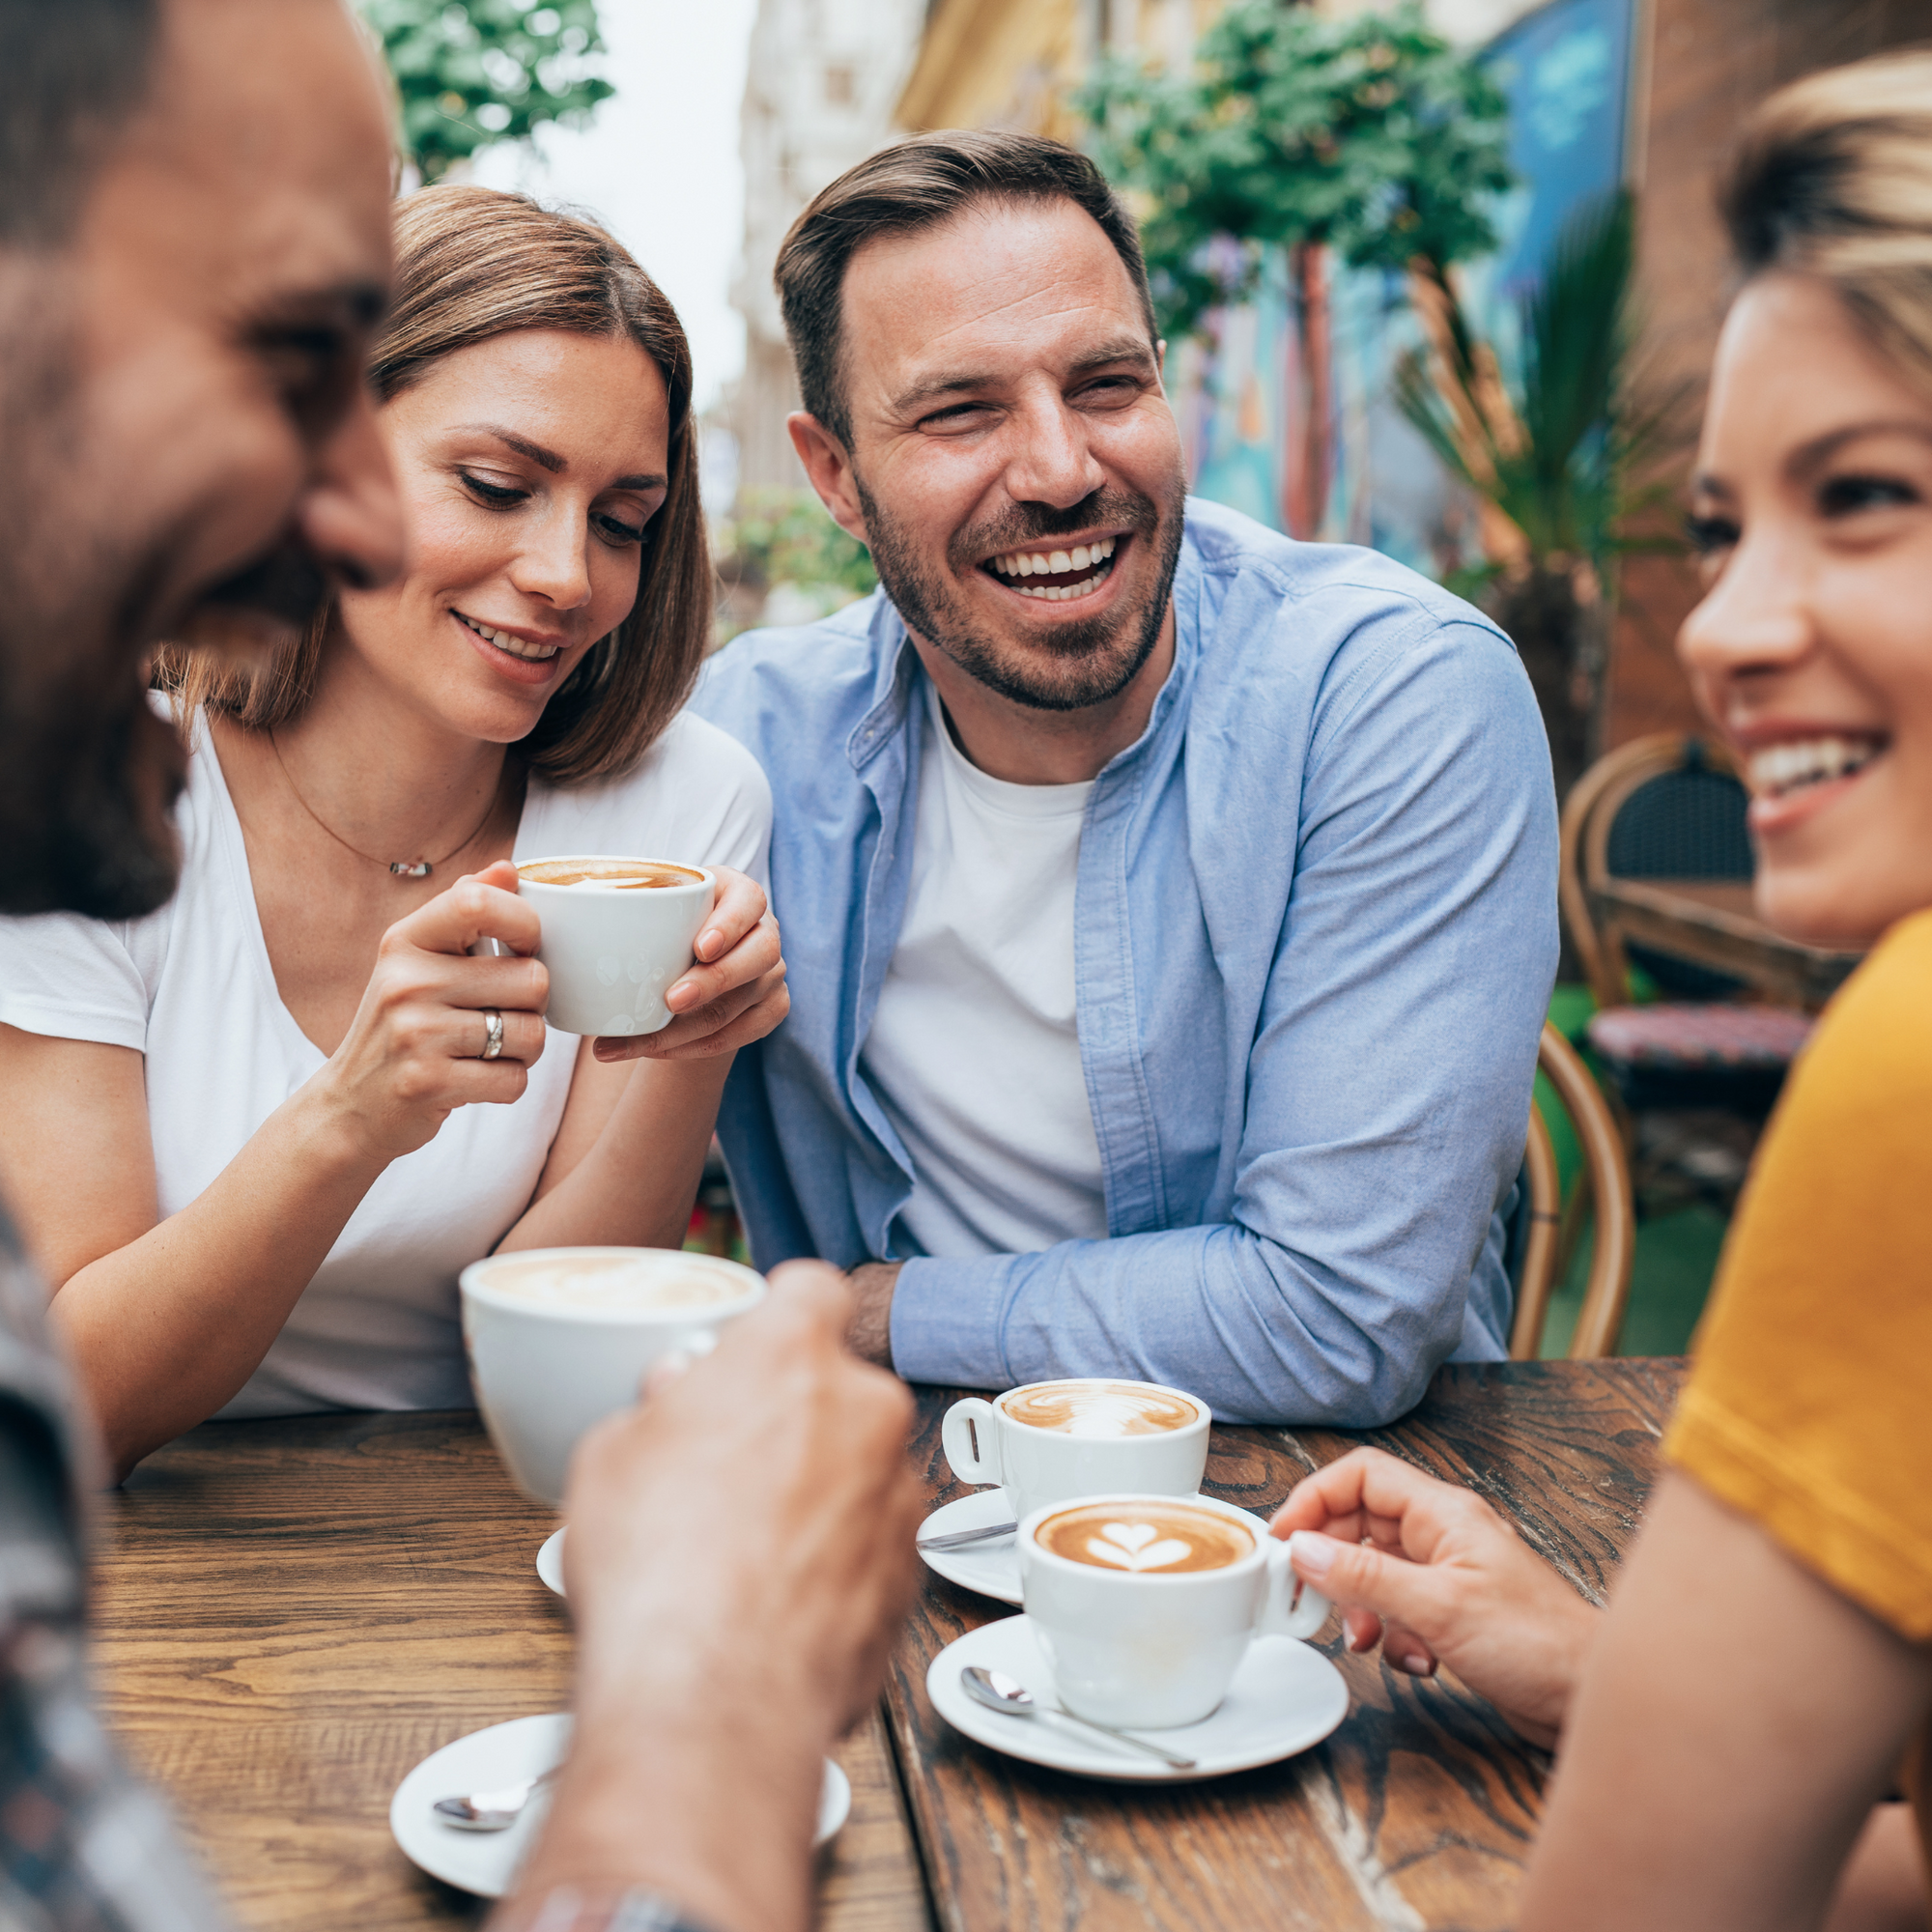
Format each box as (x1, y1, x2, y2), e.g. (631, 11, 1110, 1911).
(1287, 1531, 1334, 1580)
(1397, 1651, 1435, 1678)
(698, 928, 723, 958)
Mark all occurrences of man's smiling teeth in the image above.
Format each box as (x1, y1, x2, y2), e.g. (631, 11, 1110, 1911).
(987, 535, 1119, 601)
(458, 611, 558, 661)
(1746, 735, 1881, 799)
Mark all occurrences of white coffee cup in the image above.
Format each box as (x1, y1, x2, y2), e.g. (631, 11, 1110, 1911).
(1019, 1492, 1332, 1729)
(515, 855, 716, 1037)
(940, 1378, 1210, 1520)
(460, 1245, 764, 1504)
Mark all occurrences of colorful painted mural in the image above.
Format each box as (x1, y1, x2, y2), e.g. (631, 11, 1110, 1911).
(1174, 0, 1634, 572)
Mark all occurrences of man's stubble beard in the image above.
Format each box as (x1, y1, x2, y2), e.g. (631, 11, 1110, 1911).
(0, 273, 185, 919)
(855, 472, 1186, 715)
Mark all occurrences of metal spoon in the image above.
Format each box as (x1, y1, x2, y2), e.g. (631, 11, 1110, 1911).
(960, 1666, 1198, 1770)
(433, 1762, 561, 1831)
(918, 1519, 1019, 1551)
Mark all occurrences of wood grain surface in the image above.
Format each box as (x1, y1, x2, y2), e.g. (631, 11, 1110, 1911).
(91, 1362, 1683, 1932)
(90, 1408, 931, 1932)
(891, 1359, 1686, 1932)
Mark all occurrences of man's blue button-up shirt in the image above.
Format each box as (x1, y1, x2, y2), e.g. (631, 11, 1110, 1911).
(691, 498, 1558, 1425)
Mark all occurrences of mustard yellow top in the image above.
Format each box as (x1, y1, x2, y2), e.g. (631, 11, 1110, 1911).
(1666, 908, 1932, 1642)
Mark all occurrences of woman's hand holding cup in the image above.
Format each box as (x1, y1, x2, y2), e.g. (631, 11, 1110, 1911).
(589, 865, 788, 1064)
(311, 858, 547, 1164)
(1270, 1446, 1600, 1749)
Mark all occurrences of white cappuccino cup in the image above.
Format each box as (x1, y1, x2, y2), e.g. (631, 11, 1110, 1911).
(941, 1377, 1210, 1520)
(515, 855, 716, 1038)
(461, 1245, 764, 1504)
(1020, 1492, 1332, 1729)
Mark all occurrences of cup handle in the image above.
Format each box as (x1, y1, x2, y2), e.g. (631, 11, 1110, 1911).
(941, 1398, 1001, 1488)
(1261, 1536, 1332, 1641)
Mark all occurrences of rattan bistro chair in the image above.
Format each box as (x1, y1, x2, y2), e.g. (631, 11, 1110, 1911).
(1560, 734, 1814, 1114)
(1509, 1023, 1635, 1360)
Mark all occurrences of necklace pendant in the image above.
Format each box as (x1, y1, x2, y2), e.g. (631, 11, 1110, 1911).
(389, 860, 432, 879)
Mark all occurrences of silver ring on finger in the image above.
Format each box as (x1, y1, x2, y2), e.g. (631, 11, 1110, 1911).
(480, 1009, 504, 1061)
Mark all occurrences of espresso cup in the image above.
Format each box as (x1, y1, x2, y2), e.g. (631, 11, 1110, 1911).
(1019, 1492, 1332, 1729)
(940, 1378, 1209, 1520)
(515, 855, 716, 1037)
(460, 1245, 764, 1504)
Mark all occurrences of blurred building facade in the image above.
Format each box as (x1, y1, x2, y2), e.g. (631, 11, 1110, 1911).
(890, 0, 1926, 748)
(726, 0, 924, 493)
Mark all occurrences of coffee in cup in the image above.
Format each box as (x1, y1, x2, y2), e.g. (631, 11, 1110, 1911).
(461, 1246, 763, 1504)
(941, 1377, 1209, 1520)
(516, 858, 706, 891)
(515, 854, 715, 1037)
(1019, 1492, 1331, 1729)
(1035, 1498, 1253, 1575)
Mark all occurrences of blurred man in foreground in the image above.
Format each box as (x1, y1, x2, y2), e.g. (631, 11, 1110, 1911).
(0, 5, 920, 1929)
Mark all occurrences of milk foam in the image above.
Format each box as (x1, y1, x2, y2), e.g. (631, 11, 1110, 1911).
(1001, 1379, 1199, 1437)
(481, 1254, 743, 1311)
(1038, 1502, 1253, 1574)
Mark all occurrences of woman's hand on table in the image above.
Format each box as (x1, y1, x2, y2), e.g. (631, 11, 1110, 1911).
(590, 867, 787, 1064)
(309, 860, 547, 1163)
(1271, 1446, 1600, 1749)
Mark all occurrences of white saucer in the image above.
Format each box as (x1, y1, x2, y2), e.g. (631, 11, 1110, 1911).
(390, 1713, 851, 1897)
(535, 1527, 566, 1598)
(916, 1489, 1025, 1605)
(924, 1615, 1349, 1783)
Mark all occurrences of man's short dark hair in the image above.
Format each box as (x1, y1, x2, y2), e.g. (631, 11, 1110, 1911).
(0, 0, 160, 246)
(774, 130, 1157, 448)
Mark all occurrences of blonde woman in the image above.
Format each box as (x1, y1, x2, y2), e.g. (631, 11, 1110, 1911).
(1273, 53, 1932, 1932)
(0, 187, 787, 1480)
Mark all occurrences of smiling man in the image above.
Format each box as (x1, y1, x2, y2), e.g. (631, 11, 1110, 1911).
(695, 132, 1559, 1424)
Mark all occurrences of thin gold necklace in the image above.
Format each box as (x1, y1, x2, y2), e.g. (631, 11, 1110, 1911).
(268, 727, 505, 880)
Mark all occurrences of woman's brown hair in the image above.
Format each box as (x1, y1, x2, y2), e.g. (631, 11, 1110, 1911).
(1722, 50, 1932, 401)
(155, 184, 709, 786)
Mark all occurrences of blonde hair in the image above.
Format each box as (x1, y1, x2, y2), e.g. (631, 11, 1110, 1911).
(1723, 49, 1932, 398)
(155, 185, 711, 786)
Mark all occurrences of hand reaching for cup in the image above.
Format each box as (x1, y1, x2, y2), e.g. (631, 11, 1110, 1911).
(1270, 1447, 1601, 1749)
(589, 865, 788, 1064)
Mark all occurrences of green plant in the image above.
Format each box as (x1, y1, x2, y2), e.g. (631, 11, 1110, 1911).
(1079, 1, 1513, 341)
(1079, 2, 1512, 533)
(1394, 189, 1688, 801)
(359, 0, 613, 184)
(713, 490, 877, 601)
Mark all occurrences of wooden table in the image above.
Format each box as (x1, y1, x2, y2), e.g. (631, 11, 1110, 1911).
(1589, 876, 1860, 1007)
(93, 1358, 1685, 1932)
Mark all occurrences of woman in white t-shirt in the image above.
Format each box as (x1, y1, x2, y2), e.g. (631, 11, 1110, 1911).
(0, 187, 787, 1479)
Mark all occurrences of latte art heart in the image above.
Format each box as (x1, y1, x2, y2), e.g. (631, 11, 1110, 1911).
(1084, 1522, 1194, 1571)
(1037, 1500, 1256, 1576)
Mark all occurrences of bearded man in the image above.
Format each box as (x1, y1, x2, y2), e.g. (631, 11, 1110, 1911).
(695, 132, 1558, 1424)
(0, 6, 919, 1930)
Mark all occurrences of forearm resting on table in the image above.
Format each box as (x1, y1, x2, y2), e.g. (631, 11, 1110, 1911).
(51, 1096, 386, 1479)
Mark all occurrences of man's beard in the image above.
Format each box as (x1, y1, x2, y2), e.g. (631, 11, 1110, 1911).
(857, 475, 1186, 714)
(0, 280, 185, 919)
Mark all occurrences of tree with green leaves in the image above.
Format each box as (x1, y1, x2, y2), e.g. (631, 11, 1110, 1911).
(359, 0, 612, 184)
(1079, 0, 1512, 533)
(1395, 190, 1688, 802)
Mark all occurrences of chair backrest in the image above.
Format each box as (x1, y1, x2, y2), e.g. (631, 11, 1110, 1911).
(1510, 1022, 1636, 1360)
(1558, 734, 1750, 1009)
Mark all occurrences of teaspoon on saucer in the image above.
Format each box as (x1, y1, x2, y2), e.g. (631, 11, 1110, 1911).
(959, 1665, 1198, 1770)
(917, 1519, 1019, 1551)
(434, 1762, 561, 1831)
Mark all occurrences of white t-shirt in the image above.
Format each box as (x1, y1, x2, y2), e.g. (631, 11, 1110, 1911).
(860, 682, 1107, 1258)
(0, 705, 770, 1418)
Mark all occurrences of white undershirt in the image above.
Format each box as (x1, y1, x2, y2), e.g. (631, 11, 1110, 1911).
(860, 681, 1107, 1259)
